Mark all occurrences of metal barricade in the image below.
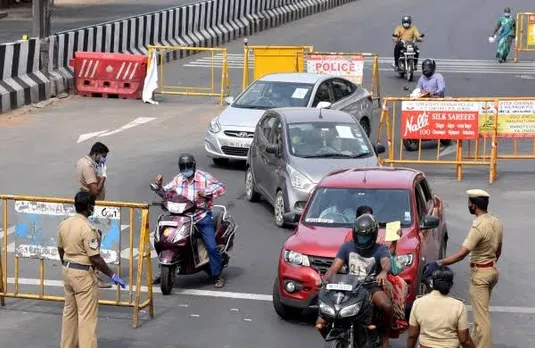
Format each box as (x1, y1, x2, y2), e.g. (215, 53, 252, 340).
(242, 42, 314, 90)
(377, 97, 499, 184)
(147, 45, 230, 105)
(0, 195, 154, 328)
(514, 12, 535, 62)
(302, 52, 381, 106)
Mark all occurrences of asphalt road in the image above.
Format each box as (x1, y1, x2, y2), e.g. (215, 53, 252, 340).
(0, 0, 199, 43)
(1, 0, 535, 346)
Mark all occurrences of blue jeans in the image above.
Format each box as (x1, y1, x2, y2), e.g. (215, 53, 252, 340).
(196, 212, 223, 277)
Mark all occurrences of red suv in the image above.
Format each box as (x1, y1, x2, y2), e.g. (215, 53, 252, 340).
(273, 167, 448, 320)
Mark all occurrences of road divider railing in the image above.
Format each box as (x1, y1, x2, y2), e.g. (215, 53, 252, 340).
(377, 97, 499, 184)
(0, 195, 154, 328)
(302, 51, 381, 107)
(514, 12, 535, 62)
(242, 42, 314, 90)
(147, 45, 230, 105)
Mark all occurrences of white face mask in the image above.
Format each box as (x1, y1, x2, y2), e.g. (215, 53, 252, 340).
(403, 23, 410, 28)
(504, 12, 511, 17)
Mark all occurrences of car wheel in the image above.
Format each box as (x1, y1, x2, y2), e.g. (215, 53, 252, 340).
(212, 158, 229, 166)
(360, 117, 371, 138)
(403, 139, 419, 152)
(274, 190, 286, 228)
(244, 167, 260, 202)
(440, 140, 453, 147)
(272, 278, 303, 320)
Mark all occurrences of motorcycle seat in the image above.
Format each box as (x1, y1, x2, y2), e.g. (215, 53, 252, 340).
(211, 206, 225, 231)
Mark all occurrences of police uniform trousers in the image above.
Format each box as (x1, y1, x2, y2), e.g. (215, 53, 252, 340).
(61, 265, 99, 348)
(469, 264, 499, 348)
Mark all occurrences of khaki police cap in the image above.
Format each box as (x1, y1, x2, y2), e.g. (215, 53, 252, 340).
(466, 189, 490, 198)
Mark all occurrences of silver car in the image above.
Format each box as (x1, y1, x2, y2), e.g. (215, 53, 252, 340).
(244, 107, 385, 227)
(204, 72, 375, 166)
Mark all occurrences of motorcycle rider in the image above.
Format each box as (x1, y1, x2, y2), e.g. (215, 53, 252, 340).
(152, 153, 227, 288)
(392, 15, 424, 71)
(318, 214, 394, 348)
(416, 59, 446, 97)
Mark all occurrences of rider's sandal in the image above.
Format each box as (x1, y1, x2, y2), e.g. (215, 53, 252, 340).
(215, 277, 225, 288)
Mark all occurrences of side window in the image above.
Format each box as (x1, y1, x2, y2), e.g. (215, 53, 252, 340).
(419, 178, 433, 211)
(312, 81, 332, 107)
(331, 79, 354, 102)
(272, 118, 282, 146)
(414, 185, 427, 220)
(260, 115, 276, 143)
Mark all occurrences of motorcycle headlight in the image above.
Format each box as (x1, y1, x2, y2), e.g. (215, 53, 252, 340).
(395, 253, 413, 268)
(319, 301, 335, 317)
(406, 46, 414, 52)
(171, 225, 187, 243)
(286, 164, 314, 191)
(283, 250, 310, 266)
(340, 302, 361, 317)
(208, 117, 221, 133)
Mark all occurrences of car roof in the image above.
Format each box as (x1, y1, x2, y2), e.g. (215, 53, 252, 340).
(317, 167, 422, 189)
(258, 73, 330, 84)
(271, 107, 356, 123)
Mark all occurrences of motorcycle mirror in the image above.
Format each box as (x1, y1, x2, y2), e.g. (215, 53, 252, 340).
(150, 183, 159, 191)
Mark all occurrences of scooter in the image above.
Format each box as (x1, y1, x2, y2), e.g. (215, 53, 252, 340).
(393, 33, 424, 82)
(149, 183, 237, 295)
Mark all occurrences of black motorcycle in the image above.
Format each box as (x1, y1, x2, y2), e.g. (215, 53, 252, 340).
(394, 34, 424, 82)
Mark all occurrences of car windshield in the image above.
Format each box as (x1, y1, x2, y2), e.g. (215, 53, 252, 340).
(232, 81, 315, 109)
(287, 122, 373, 158)
(303, 188, 413, 228)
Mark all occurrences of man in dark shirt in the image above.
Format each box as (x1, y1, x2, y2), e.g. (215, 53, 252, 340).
(321, 214, 394, 348)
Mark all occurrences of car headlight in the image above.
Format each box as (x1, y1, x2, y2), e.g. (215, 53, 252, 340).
(286, 164, 314, 191)
(283, 250, 310, 266)
(319, 301, 335, 317)
(395, 254, 413, 268)
(171, 225, 187, 243)
(208, 117, 221, 133)
(340, 302, 361, 317)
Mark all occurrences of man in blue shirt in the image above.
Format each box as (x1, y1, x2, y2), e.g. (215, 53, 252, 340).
(416, 59, 446, 97)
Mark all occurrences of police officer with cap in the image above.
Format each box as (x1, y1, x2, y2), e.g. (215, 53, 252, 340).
(57, 191, 126, 348)
(424, 189, 503, 348)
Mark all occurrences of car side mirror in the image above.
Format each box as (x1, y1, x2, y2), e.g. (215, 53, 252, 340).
(316, 101, 332, 109)
(266, 144, 278, 154)
(374, 143, 386, 155)
(283, 212, 300, 224)
(150, 183, 159, 191)
(224, 96, 235, 105)
(420, 214, 440, 230)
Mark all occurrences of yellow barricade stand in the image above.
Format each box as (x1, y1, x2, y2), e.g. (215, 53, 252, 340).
(377, 97, 499, 184)
(242, 42, 314, 90)
(0, 195, 154, 328)
(303, 52, 381, 106)
(147, 45, 230, 105)
(514, 12, 535, 62)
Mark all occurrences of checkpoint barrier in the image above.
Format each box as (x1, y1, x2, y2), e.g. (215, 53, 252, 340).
(514, 12, 535, 62)
(303, 52, 381, 106)
(242, 43, 314, 90)
(70, 52, 147, 100)
(0, 195, 154, 328)
(147, 45, 230, 105)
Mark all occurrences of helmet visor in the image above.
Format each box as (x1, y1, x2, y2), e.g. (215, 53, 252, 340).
(179, 161, 195, 177)
(356, 234, 372, 245)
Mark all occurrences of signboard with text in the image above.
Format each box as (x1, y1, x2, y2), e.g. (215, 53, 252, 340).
(306, 54, 364, 85)
(401, 101, 479, 140)
(478, 100, 535, 138)
(14, 201, 121, 264)
(528, 15, 535, 46)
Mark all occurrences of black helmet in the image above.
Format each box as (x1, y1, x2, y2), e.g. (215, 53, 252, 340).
(402, 15, 412, 27)
(178, 153, 196, 178)
(422, 59, 436, 78)
(352, 214, 379, 251)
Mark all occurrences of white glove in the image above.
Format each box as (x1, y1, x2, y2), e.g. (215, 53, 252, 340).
(488, 36, 496, 43)
(97, 164, 107, 178)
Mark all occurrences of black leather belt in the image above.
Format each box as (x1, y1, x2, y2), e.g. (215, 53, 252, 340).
(63, 261, 94, 271)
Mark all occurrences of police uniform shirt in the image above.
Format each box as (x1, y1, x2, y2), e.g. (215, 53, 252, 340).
(393, 24, 421, 41)
(462, 213, 503, 264)
(57, 214, 101, 266)
(409, 290, 469, 348)
(76, 155, 105, 200)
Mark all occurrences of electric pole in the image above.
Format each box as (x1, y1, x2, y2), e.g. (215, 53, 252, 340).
(32, 0, 51, 38)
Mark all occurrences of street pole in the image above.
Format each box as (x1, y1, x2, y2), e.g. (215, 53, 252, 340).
(32, 0, 51, 38)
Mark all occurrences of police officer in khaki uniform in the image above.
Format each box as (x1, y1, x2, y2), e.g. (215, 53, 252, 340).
(76, 141, 110, 288)
(57, 191, 126, 348)
(424, 189, 503, 348)
(407, 266, 475, 348)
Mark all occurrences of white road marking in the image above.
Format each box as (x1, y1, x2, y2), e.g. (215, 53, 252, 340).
(5, 277, 535, 314)
(0, 226, 15, 239)
(99, 117, 156, 137)
(76, 130, 109, 143)
(438, 144, 458, 158)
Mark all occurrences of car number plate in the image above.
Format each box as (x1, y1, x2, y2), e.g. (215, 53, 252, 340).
(326, 283, 352, 291)
(229, 141, 250, 148)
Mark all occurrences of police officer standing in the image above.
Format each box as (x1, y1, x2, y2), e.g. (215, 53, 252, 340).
(57, 191, 126, 348)
(76, 141, 110, 288)
(425, 189, 503, 348)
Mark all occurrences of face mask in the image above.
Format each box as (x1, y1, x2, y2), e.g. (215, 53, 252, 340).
(504, 13, 511, 17)
(403, 23, 410, 28)
(99, 156, 106, 165)
(468, 204, 476, 215)
(181, 169, 194, 178)
(357, 234, 371, 245)
(88, 205, 95, 217)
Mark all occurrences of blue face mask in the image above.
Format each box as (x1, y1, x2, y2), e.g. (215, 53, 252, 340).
(99, 156, 106, 165)
(356, 234, 372, 245)
(181, 169, 194, 178)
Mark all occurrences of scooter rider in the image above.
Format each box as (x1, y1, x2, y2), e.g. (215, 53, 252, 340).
(319, 214, 394, 348)
(152, 153, 227, 288)
(392, 15, 424, 70)
(417, 59, 446, 97)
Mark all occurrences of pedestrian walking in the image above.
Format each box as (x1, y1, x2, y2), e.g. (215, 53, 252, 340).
(57, 191, 126, 348)
(76, 141, 111, 288)
(407, 266, 475, 348)
(424, 189, 503, 348)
